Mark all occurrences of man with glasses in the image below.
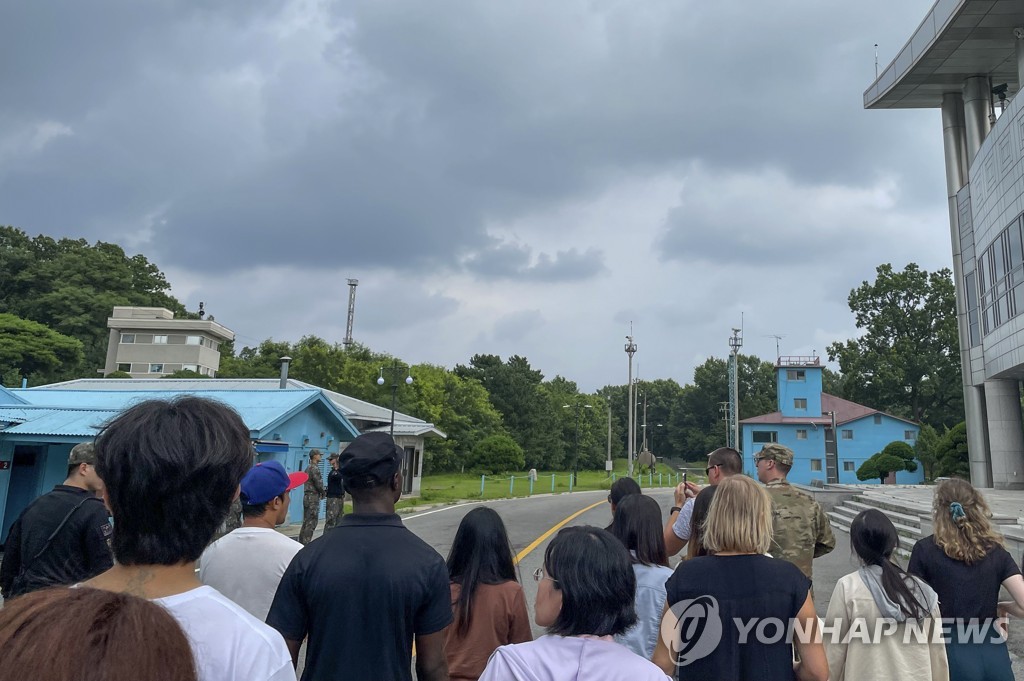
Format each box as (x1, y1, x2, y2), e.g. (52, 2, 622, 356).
(663, 447, 742, 556)
(0, 442, 113, 598)
(754, 443, 835, 580)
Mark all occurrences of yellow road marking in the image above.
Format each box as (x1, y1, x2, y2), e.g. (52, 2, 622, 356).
(514, 500, 605, 564)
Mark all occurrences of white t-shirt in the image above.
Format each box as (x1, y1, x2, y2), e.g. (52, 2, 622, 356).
(199, 527, 302, 621)
(155, 585, 296, 681)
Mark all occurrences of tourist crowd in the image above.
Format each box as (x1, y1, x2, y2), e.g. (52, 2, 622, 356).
(0, 396, 1022, 681)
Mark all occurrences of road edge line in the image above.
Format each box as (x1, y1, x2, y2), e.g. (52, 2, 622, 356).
(514, 500, 605, 564)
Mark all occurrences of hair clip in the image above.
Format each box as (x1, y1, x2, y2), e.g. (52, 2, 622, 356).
(949, 501, 966, 521)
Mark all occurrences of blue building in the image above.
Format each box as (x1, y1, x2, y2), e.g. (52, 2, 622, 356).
(740, 357, 922, 486)
(0, 385, 361, 539)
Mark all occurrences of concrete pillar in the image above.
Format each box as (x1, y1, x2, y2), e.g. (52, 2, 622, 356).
(941, 93, 992, 486)
(984, 380, 1024, 489)
(963, 76, 992, 164)
(1016, 30, 1024, 90)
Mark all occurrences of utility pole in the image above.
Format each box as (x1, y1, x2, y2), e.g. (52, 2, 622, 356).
(624, 332, 637, 476)
(606, 402, 613, 475)
(343, 279, 359, 347)
(727, 328, 743, 451)
(563, 399, 593, 486)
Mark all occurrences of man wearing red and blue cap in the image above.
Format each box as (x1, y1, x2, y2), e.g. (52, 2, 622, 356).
(200, 460, 308, 621)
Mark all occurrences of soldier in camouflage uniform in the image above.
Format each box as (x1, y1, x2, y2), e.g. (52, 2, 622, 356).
(754, 443, 835, 581)
(324, 453, 345, 531)
(299, 449, 325, 545)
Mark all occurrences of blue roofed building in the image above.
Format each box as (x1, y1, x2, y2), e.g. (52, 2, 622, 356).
(740, 356, 923, 486)
(0, 385, 362, 539)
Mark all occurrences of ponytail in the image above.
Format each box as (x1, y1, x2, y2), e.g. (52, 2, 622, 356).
(851, 509, 930, 620)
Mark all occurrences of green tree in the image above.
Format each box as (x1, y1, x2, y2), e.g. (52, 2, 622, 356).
(857, 441, 918, 483)
(915, 424, 941, 481)
(0, 227, 188, 373)
(469, 434, 525, 474)
(827, 263, 963, 429)
(162, 369, 209, 379)
(104, 371, 132, 378)
(935, 422, 970, 479)
(0, 313, 84, 386)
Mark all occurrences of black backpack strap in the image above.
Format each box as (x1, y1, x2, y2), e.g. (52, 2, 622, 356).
(23, 496, 92, 567)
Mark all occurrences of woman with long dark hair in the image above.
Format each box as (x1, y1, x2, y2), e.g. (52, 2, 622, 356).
(824, 509, 947, 680)
(909, 479, 1024, 681)
(444, 507, 532, 681)
(609, 494, 673, 659)
(685, 485, 717, 560)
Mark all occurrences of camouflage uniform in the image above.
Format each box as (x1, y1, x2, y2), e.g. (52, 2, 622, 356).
(299, 456, 325, 545)
(757, 443, 836, 581)
(325, 456, 345, 531)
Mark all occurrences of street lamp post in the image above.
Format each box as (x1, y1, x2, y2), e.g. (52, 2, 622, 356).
(563, 400, 593, 486)
(625, 334, 637, 476)
(376, 362, 414, 437)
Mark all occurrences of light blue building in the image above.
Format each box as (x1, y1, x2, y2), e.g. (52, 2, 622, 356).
(740, 357, 922, 486)
(0, 386, 361, 539)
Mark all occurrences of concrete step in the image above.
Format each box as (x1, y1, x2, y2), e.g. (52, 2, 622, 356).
(854, 493, 932, 518)
(827, 510, 913, 559)
(842, 500, 922, 528)
(828, 505, 921, 542)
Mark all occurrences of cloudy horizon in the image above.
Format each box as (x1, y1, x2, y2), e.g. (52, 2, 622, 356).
(1, 0, 953, 392)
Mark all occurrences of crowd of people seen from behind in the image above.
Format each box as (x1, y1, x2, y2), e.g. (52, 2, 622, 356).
(1, 396, 1024, 680)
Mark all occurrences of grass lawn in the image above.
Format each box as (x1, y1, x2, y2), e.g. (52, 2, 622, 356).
(400, 458, 708, 508)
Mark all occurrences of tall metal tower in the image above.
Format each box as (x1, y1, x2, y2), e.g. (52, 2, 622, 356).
(624, 331, 637, 476)
(343, 279, 359, 347)
(727, 328, 742, 451)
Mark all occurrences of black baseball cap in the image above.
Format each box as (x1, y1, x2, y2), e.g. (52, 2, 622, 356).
(338, 432, 404, 488)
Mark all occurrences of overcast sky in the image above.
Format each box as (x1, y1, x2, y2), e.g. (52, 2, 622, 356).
(1, 1, 953, 392)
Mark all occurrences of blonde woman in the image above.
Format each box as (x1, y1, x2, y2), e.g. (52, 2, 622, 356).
(652, 476, 828, 681)
(909, 479, 1024, 681)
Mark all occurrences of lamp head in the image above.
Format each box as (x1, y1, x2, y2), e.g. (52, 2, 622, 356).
(377, 376, 385, 386)
(405, 375, 413, 385)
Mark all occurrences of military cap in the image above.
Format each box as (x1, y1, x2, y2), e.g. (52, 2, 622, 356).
(755, 443, 794, 467)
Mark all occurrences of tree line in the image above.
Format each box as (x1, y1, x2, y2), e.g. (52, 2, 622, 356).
(0, 225, 972, 476)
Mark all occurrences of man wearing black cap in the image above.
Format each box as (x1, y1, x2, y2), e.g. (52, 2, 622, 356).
(0, 442, 113, 598)
(267, 432, 452, 681)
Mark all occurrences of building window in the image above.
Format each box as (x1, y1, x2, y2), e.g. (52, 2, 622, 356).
(841, 430, 853, 440)
(810, 459, 823, 472)
(794, 398, 807, 410)
(120, 333, 135, 344)
(752, 431, 778, 444)
(148, 364, 164, 374)
(182, 363, 199, 372)
(873, 414, 882, 425)
(152, 335, 168, 344)
(186, 335, 202, 345)
(786, 369, 806, 381)
(843, 461, 855, 472)
(905, 430, 915, 440)
(117, 363, 132, 373)
(796, 429, 807, 440)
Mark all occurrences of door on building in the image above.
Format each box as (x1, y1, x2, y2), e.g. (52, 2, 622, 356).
(401, 446, 416, 495)
(2, 445, 44, 544)
(823, 428, 839, 485)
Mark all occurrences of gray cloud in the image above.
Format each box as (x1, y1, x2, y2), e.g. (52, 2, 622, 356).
(462, 240, 605, 282)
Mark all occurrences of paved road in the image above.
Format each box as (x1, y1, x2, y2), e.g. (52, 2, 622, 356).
(400, 488, 1024, 678)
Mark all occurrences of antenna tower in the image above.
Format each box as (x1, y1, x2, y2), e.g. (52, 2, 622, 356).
(343, 279, 359, 347)
(727, 327, 743, 451)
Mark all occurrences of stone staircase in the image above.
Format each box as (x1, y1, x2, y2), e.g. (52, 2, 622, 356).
(825, 487, 1021, 560)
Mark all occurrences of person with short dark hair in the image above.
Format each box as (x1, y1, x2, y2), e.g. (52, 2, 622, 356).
(0, 442, 113, 599)
(685, 485, 717, 560)
(663, 447, 741, 556)
(479, 526, 670, 681)
(604, 477, 641, 529)
(444, 507, 532, 681)
(267, 432, 452, 681)
(0, 586, 199, 681)
(200, 461, 307, 621)
(324, 453, 344, 531)
(608, 495, 673, 659)
(84, 397, 295, 681)
(299, 449, 325, 544)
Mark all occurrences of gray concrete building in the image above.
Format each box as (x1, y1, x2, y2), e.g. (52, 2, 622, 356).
(866, 0, 1024, 488)
(102, 306, 234, 377)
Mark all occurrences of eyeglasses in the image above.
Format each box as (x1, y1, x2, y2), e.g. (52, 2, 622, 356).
(533, 567, 557, 583)
(705, 464, 720, 475)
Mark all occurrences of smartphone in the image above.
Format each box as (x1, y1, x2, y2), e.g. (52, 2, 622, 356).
(683, 471, 687, 485)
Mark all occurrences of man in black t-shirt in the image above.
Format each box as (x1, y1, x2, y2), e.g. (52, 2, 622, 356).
(0, 443, 113, 598)
(267, 433, 451, 681)
(324, 453, 344, 531)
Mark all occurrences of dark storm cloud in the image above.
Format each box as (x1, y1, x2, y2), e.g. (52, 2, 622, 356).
(462, 239, 605, 281)
(1, 0, 943, 278)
